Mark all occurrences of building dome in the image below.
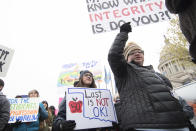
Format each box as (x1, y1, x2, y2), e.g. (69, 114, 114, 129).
(158, 43, 196, 88)
(159, 43, 189, 66)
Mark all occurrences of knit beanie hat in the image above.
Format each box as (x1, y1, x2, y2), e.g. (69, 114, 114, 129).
(76, 70, 97, 88)
(123, 42, 143, 60)
(79, 70, 93, 79)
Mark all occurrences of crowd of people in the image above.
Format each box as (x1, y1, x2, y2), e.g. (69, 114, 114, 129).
(0, 70, 101, 131)
(1, 0, 196, 129)
(0, 22, 196, 131)
(0, 82, 57, 131)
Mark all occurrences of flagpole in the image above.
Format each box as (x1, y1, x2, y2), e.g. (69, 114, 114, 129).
(110, 75, 114, 96)
(104, 65, 108, 89)
(98, 81, 101, 89)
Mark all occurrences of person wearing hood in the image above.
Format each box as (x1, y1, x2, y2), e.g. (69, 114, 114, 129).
(0, 78, 10, 131)
(108, 22, 191, 131)
(165, 0, 196, 63)
(52, 70, 97, 131)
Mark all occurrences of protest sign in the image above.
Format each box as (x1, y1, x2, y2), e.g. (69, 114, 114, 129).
(66, 87, 117, 130)
(57, 60, 102, 87)
(86, 0, 171, 34)
(0, 44, 14, 77)
(8, 98, 39, 123)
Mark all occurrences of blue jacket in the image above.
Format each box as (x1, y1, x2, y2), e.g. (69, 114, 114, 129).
(13, 102, 48, 131)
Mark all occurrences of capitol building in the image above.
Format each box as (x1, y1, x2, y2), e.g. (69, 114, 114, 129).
(158, 43, 196, 88)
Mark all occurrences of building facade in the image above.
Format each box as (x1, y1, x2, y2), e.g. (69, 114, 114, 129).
(158, 43, 196, 88)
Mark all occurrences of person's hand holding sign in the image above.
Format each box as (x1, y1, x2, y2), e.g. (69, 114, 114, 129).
(59, 120, 76, 131)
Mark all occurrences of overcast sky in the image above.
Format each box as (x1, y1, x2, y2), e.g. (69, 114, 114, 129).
(0, 0, 171, 108)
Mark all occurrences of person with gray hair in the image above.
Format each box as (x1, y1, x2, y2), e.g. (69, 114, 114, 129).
(0, 78, 10, 131)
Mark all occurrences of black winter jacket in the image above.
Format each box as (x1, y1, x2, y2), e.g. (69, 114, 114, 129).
(108, 32, 189, 130)
(0, 92, 10, 131)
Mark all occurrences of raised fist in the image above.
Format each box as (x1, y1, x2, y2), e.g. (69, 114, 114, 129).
(120, 22, 132, 33)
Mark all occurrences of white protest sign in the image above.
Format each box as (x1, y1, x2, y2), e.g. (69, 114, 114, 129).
(8, 98, 40, 123)
(0, 44, 14, 77)
(66, 87, 117, 130)
(86, 0, 171, 34)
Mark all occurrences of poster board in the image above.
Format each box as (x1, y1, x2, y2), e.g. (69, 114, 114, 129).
(66, 87, 117, 130)
(0, 44, 14, 77)
(85, 0, 171, 34)
(57, 60, 102, 87)
(8, 98, 40, 123)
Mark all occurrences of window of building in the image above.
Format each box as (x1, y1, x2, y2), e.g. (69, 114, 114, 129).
(174, 65, 179, 72)
(168, 68, 172, 74)
(165, 64, 171, 74)
(182, 64, 185, 70)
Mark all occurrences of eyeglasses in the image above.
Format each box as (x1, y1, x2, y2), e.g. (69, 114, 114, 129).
(83, 73, 93, 78)
(128, 50, 144, 56)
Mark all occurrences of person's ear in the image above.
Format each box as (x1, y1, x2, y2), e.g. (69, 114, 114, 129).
(0, 86, 3, 91)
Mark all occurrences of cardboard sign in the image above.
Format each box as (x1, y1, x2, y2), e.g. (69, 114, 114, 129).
(66, 87, 117, 130)
(8, 98, 39, 123)
(86, 0, 171, 34)
(0, 44, 14, 77)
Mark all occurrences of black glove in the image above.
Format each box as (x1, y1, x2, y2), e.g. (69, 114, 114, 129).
(120, 22, 132, 33)
(60, 120, 76, 131)
(13, 119, 22, 127)
(112, 122, 120, 129)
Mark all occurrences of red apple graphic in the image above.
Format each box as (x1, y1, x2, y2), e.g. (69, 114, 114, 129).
(69, 97, 83, 113)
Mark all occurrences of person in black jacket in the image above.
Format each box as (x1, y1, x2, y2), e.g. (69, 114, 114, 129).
(108, 22, 191, 131)
(165, 0, 196, 63)
(52, 70, 97, 131)
(3, 95, 23, 131)
(0, 79, 10, 131)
